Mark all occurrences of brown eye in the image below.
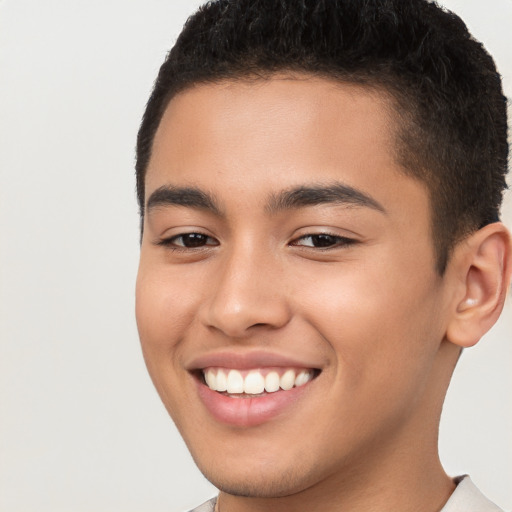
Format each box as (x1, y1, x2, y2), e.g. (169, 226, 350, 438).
(292, 234, 356, 249)
(178, 233, 209, 247)
(308, 234, 338, 247)
(159, 233, 219, 249)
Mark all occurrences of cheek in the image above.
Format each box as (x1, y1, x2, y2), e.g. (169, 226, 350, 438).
(135, 266, 196, 356)
(293, 256, 443, 385)
(135, 267, 201, 418)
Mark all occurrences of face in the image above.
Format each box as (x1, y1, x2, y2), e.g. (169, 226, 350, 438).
(136, 77, 452, 499)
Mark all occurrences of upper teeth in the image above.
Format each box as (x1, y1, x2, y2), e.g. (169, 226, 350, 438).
(203, 368, 314, 394)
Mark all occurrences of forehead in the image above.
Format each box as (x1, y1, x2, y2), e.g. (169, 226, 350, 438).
(146, 76, 426, 219)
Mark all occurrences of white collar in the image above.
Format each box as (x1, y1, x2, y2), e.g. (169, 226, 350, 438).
(440, 476, 504, 512)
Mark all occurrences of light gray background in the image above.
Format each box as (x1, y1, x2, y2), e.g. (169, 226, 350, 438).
(0, 1, 510, 511)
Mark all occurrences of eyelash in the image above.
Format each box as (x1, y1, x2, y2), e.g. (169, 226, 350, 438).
(156, 231, 357, 251)
(156, 233, 218, 251)
(290, 233, 358, 250)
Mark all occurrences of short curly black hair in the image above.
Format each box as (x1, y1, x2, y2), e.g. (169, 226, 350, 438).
(136, 0, 509, 273)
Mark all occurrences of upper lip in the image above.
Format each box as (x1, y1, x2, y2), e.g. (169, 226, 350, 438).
(186, 350, 324, 372)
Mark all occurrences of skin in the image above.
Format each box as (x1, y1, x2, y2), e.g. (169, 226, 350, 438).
(136, 77, 511, 512)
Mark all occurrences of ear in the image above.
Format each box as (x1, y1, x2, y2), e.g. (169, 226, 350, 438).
(445, 222, 512, 348)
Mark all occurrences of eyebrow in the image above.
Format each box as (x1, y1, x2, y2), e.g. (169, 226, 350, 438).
(145, 182, 385, 217)
(266, 183, 386, 214)
(146, 185, 222, 216)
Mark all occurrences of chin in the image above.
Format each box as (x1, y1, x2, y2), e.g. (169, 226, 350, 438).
(202, 471, 306, 499)
(193, 452, 327, 499)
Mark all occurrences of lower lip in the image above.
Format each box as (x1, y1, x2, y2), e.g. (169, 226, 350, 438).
(195, 378, 313, 427)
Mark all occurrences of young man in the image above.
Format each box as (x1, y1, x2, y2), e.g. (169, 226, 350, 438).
(135, 1, 511, 510)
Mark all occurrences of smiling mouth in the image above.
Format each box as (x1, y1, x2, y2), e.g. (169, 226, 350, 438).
(201, 367, 320, 397)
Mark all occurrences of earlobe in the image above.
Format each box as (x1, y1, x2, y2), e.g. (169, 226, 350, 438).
(446, 223, 512, 348)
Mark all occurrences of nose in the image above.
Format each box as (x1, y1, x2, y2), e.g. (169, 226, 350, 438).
(201, 245, 292, 338)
